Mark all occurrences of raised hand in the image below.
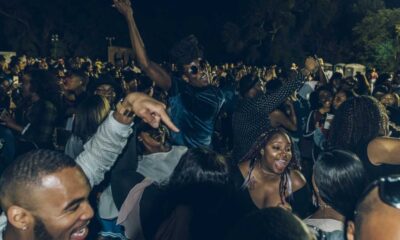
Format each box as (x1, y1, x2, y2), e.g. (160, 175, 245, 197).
(122, 92, 179, 132)
(113, 0, 133, 19)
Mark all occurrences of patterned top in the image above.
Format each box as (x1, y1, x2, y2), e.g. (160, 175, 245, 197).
(232, 71, 305, 163)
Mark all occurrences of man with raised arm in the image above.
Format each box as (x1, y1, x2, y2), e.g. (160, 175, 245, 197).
(114, 0, 225, 148)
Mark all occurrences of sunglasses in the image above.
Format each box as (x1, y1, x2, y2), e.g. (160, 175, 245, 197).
(188, 60, 208, 75)
(356, 175, 400, 214)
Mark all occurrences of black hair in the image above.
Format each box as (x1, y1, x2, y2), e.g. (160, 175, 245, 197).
(166, 147, 229, 194)
(73, 95, 110, 142)
(314, 149, 367, 219)
(240, 128, 300, 204)
(372, 84, 390, 98)
(137, 75, 154, 94)
(227, 207, 313, 240)
(123, 71, 141, 83)
(26, 69, 61, 105)
(170, 35, 204, 67)
(0, 149, 79, 210)
(67, 69, 89, 88)
(239, 74, 259, 97)
(329, 96, 387, 153)
(265, 78, 283, 94)
(330, 72, 343, 83)
(161, 148, 230, 240)
(335, 88, 354, 99)
(309, 85, 334, 110)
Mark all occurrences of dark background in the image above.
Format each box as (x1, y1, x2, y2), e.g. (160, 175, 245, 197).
(0, 0, 399, 69)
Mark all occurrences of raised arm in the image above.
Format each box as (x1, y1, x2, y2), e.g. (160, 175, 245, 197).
(76, 92, 178, 187)
(113, 0, 172, 90)
(368, 137, 400, 165)
(263, 58, 318, 113)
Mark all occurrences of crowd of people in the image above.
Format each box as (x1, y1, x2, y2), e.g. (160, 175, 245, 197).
(0, 0, 400, 239)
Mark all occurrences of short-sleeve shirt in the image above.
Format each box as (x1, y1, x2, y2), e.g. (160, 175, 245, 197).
(168, 77, 225, 148)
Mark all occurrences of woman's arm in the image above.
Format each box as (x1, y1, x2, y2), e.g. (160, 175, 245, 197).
(269, 109, 297, 131)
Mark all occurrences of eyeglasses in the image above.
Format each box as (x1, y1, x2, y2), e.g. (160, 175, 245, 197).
(188, 59, 208, 75)
(356, 175, 400, 214)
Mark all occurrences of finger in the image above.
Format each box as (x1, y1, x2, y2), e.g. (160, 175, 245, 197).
(148, 114, 161, 129)
(157, 108, 179, 132)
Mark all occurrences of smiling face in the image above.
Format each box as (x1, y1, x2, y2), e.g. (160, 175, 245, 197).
(27, 167, 94, 240)
(261, 133, 293, 175)
(333, 90, 347, 110)
(183, 59, 210, 88)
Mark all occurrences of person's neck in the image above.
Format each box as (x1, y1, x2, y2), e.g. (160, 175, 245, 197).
(4, 226, 29, 240)
(319, 107, 330, 114)
(311, 205, 345, 222)
(254, 162, 281, 182)
(143, 145, 172, 155)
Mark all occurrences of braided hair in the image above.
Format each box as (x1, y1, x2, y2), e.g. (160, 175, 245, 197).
(240, 128, 300, 204)
(329, 96, 387, 153)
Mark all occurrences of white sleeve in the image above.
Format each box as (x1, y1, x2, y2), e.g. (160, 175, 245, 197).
(76, 111, 133, 187)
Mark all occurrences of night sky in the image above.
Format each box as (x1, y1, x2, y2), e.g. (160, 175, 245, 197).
(0, 0, 399, 62)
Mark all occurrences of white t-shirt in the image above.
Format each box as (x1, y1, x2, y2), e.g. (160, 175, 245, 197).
(0, 112, 133, 238)
(0, 213, 7, 240)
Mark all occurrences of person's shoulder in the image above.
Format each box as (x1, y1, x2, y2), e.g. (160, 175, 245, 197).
(290, 169, 307, 192)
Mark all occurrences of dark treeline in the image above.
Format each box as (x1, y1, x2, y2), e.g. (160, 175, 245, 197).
(0, 0, 400, 70)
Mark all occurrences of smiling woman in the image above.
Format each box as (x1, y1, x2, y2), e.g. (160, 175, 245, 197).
(230, 128, 314, 219)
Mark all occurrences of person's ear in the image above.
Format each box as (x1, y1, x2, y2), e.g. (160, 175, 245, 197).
(346, 220, 355, 240)
(7, 205, 34, 231)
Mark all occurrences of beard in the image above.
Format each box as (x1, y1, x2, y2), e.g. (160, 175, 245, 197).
(33, 216, 54, 240)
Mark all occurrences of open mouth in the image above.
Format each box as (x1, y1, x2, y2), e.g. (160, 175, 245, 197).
(70, 222, 90, 240)
(274, 159, 289, 172)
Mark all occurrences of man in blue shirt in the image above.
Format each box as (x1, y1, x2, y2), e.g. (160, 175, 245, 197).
(114, 0, 225, 148)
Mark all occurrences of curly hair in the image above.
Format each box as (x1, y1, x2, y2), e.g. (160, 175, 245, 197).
(240, 128, 300, 204)
(328, 96, 387, 153)
(170, 35, 204, 67)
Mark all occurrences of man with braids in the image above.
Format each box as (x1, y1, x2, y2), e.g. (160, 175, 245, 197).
(328, 95, 400, 183)
(113, 0, 225, 148)
(0, 92, 178, 240)
(232, 57, 319, 163)
(230, 128, 313, 221)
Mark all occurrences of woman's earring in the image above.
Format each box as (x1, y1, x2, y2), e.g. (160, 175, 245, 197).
(260, 149, 265, 156)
